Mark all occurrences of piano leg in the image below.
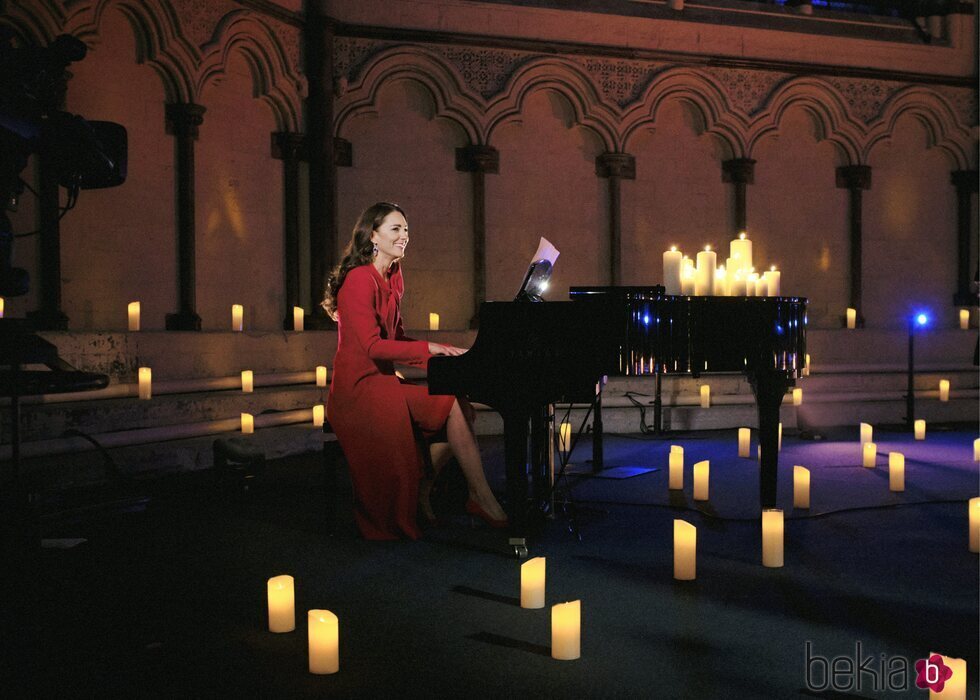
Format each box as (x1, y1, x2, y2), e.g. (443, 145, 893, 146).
(751, 370, 791, 510)
(502, 411, 531, 558)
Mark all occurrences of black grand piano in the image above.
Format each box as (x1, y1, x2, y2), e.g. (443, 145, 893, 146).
(428, 286, 806, 556)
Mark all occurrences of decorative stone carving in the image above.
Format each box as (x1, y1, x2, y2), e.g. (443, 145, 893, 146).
(169, 0, 238, 48)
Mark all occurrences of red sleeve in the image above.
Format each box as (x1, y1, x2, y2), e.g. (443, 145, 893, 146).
(338, 268, 430, 365)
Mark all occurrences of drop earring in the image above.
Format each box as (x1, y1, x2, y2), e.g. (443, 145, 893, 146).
(372, 243, 378, 257)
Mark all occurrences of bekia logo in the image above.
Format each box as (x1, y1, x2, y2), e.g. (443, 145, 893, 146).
(915, 654, 953, 693)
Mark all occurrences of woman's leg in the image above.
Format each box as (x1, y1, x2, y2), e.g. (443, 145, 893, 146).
(418, 442, 452, 522)
(446, 399, 506, 520)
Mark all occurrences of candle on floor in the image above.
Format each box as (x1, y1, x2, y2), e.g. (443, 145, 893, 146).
(558, 422, 572, 455)
(232, 304, 243, 332)
(693, 460, 709, 501)
(762, 266, 780, 296)
(914, 419, 926, 440)
(888, 452, 905, 492)
(663, 247, 683, 295)
(551, 601, 581, 661)
(521, 557, 546, 609)
(863, 442, 876, 468)
(429, 312, 440, 331)
(241, 370, 254, 393)
(127, 301, 140, 331)
(668, 447, 684, 490)
(738, 428, 751, 458)
(938, 379, 950, 402)
(778, 422, 783, 451)
(960, 309, 970, 330)
(793, 466, 810, 509)
(970, 498, 979, 553)
(974, 438, 979, 462)
(695, 247, 716, 296)
(673, 520, 696, 581)
(293, 306, 304, 331)
(312, 404, 324, 428)
(138, 367, 151, 400)
(860, 422, 873, 445)
(792, 388, 802, 406)
(927, 653, 966, 699)
(0, 297, 4, 318)
(700, 385, 710, 408)
(316, 365, 328, 387)
(308, 610, 339, 674)
(241, 413, 254, 434)
(762, 509, 784, 568)
(267, 575, 295, 633)
(802, 353, 811, 377)
(846, 307, 857, 329)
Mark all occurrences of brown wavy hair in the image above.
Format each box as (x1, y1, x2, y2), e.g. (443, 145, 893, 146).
(321, 202, 406, 320)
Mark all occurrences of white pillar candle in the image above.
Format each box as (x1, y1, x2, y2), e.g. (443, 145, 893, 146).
(127, 301, 140, 331)
(778, 422, 783, 451)
(738, 428, 751, 458)
(293, 306, 304, 331)
(802, 353, 811, 376)
(312, 404, 324, 428)
(680, 264, 695, 295)
(241, 370, 253, 393)
(138, 367, 152, 400)
(673, 520, 696, 581)
(316, 365, 328, 387)
(970, 497, 980, 553)
(429, 312, 440, 331)
(792, 388, 802, 406)
(700, 385, 710, 408)
(267, 575, 295, 633)
(520, 557, 546, 609)
(959, 308, 969, 330)
(888, 452, 905, 491)
(927, 654, 966, 699)
(729, 272, 746, 297)
(551, 601, 581, 661)
(241, 412, 254, 434)
(793, 466, 810, 508)
(693, 460, 709, 501)
(695, 247, 716, 296)
(308, 610, 339, 674)
(974, 438, 979, 462)
(752, 274, 766, 297)
(746, 273, 758, 296)
(846, 307, 857, 329)
(558, 422, 571, 455)
(860, 422, 873, 445)
(0, 297, 4, 318)
(762, 266, 780, 296)
(668, 447, 684, 490)
(862, 442, 876, 468)
(714, 266, 728, 296)
(663, 247, 683, 295)
(762, 509, 784, 567)
(938, 379, 950, 402)
(730, 232, 752, 274)
(231, 304, 243, 332)
(914, 419, 926, 440)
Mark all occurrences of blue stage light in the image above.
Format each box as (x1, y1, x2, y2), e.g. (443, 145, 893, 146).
(915, 313, 929, 327)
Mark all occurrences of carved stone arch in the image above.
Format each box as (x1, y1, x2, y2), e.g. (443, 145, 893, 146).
(197, 11, 306, 132)
(864, 87, 974, 170)
(747, 77, 863, 165)
(63, 0, 198, 103)
(620, 67, 745, 159)
(334, 46, 483, 145)
(484, 57, 618, 152)
(1, 0, 64, 44)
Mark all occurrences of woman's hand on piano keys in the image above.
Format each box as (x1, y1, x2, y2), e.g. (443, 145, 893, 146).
(429, 343, 467, 357)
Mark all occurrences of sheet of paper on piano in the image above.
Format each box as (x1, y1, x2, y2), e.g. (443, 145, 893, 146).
(532, 237, 560, 266)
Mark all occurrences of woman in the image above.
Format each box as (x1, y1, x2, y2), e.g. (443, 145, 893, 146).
(323, 202, 508, 540)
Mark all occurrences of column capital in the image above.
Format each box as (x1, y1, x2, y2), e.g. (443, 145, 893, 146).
(951, 169, 978, 193)
(596, 152, 635, 180)
(334, 137, 352, 167)
(455, 145, 499, 174)
(836, 165, 872, 190)
(271, 131, 307, 161)
(722, 158, 756, 185)
(165, 103, 206, 139)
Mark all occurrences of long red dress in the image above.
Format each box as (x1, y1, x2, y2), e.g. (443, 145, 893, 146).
(327, 263, 455, 540)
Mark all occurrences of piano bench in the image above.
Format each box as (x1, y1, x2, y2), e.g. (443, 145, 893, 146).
(213, 438, 266, 494)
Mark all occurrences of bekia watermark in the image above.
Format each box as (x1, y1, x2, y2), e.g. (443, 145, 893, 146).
(805, 642, 960, 693)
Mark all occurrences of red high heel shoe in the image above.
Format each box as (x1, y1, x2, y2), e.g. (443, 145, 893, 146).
(465, 498, 509, 529)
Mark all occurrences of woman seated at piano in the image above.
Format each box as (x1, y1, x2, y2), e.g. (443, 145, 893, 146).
(322, 202, 508, 540)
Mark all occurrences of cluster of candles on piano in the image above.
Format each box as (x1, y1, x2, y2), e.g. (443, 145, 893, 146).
(662, 233, 780, 297)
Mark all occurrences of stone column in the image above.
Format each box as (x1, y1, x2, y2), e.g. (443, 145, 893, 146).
(836, 165, 871, 328)
(596, 153, 636, 286)
(455, 145, 499, 327)
(951, 170, 978, 306)
(165, 103, 206, 331)
(722, 158, 755, 235)
(271, 132, 306, 329)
